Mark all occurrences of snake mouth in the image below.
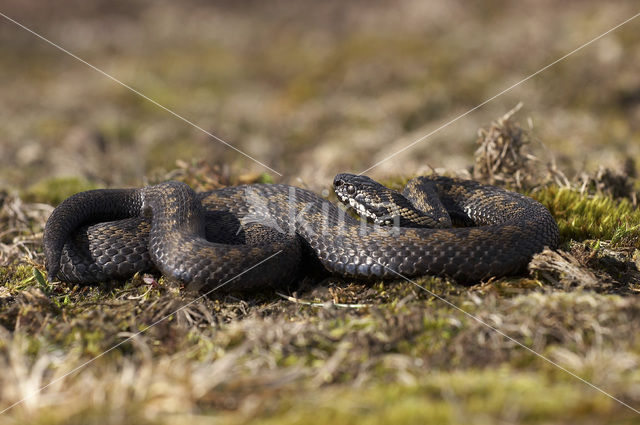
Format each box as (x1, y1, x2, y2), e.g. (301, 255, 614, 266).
(335, 192, 393, 225)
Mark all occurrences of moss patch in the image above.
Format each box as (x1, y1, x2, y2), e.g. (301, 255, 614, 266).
(531, 186, 640, 246)
(231, 369, 622, 425)
(23, 176, 100, 206)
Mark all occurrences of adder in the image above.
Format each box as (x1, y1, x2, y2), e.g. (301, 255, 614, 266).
(43, 174, 559, 290)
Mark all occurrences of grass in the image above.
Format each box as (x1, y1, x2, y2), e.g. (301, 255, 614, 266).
(2, 1, 640, 190)
(3, 107, 640, 424)
(2, 165, 640, 424)
(233, 370, 622, 425)
(2, 2, 640, 422)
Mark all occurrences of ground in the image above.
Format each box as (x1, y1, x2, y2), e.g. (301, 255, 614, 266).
(1, 1, 640, 424)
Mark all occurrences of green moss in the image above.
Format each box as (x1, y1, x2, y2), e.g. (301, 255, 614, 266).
(228, 368, 619, 425)
(23, 176, 99, 206)
(257, 173, 275, 184)
(0, 264, 41, 291)
(611, 224, 640, 248)
(531, 186, 640, 246)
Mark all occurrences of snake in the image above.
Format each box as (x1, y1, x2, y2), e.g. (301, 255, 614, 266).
(43, 174, 559, 290)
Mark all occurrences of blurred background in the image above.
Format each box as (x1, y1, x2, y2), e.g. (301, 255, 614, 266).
(1, 0, 639, 191)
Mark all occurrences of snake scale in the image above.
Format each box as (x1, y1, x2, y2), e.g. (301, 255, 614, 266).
(43, 174, 559, 290)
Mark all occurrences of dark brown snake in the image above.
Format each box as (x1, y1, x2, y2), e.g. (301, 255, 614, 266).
(43, 174, 559, 290)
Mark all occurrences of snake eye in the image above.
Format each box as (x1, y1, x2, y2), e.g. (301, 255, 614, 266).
(346, 184, 356, 195)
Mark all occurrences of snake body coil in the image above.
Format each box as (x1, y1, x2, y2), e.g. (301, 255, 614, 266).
(43, 175, 559, 289)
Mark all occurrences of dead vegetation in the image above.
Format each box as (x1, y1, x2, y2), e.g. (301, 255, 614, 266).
(473, 105, 640, 296)
(579, 158, 638, 205)
(473, 102, 640, 204)
(1, 123, 640, 423)
(473, 103, 538, 189)
(2, 1, 640, 423)
(0, 191, 51, 268)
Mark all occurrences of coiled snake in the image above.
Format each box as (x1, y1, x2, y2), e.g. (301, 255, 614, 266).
(43, 174, 559, 290)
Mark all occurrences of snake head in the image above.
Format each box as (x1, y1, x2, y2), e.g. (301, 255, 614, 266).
(333, 173, 401, 225)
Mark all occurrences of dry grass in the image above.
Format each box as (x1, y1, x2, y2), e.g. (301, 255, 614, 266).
(2, 1, 640, 423)
(0, 191, 51, 268)
(1, 147, 640, 423)
(1, 274, 640, 424)
(1, 1, 640, 189)
(473, 103, 537, 189)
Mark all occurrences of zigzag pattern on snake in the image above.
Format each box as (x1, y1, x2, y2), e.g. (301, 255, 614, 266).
(43, 175, 559, 290)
